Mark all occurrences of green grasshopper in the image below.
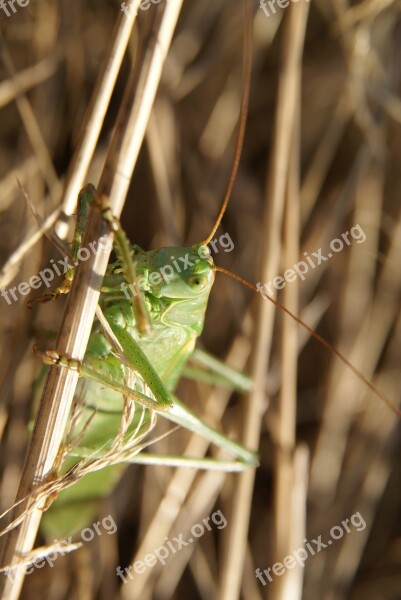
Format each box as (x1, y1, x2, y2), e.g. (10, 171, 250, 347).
(23, 0, 400, 548)
(20, 0, 256, 544)
(30, 180, 257, 540)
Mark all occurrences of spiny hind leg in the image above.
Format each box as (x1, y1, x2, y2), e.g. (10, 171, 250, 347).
(33, 345, 160, 411)
(33, 345, 257, 466)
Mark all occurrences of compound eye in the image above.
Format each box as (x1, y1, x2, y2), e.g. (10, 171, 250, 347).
(188, 275, 208, 291)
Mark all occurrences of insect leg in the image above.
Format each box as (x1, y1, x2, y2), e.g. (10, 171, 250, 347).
(183, 347, 252, 392)
(26, 185, 97, 307)
(86, 185, 151, 333)
(101, 320, 258, 465)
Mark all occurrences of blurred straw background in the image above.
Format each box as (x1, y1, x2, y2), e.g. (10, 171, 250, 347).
(0, 1, 401, 599)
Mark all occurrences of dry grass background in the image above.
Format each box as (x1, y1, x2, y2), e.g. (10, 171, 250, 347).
(0, 1, 401, 599)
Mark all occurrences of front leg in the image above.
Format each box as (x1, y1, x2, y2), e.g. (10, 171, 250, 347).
(27, 185, 99, 307)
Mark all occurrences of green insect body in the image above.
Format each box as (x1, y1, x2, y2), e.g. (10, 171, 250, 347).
(39, 207, 256, 539)
(104, 244, 216, 391)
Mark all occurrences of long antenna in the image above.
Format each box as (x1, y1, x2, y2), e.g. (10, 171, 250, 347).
(202, 0, 253, 246)
(215, 266, 401, 419)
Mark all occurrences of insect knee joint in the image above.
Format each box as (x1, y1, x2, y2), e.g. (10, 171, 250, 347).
(33, 346, 81, 371)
